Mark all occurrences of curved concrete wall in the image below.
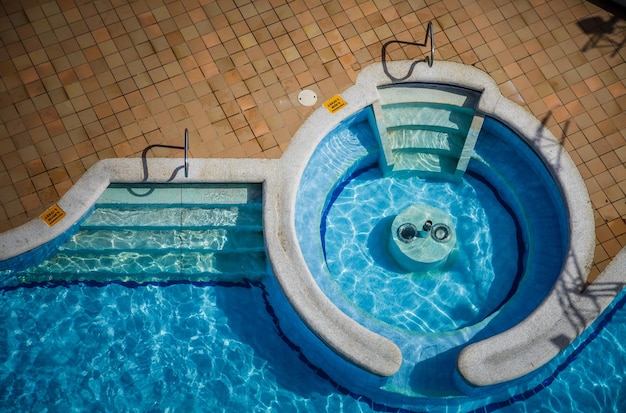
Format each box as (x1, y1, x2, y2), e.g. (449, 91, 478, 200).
(455, 96, 601, 386)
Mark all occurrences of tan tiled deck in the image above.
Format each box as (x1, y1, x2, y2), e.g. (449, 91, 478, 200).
(0, 0, 624, 280)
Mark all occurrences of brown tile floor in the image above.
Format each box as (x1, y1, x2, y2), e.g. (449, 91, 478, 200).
(0, 0, 624, 281)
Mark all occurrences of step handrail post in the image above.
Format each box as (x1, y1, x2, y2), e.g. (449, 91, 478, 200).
(139, 128, 190, 181)
(381, 21, 435, 82)
(184, 128, 189, 178)
(427, 21, 434, 67)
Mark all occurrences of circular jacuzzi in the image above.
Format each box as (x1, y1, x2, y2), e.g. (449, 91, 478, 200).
(297, 108, 568, 339)
(270, 61, 594, 399)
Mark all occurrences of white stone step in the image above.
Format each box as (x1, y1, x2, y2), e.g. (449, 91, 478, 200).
(387, 128, 465, 155)
(381, 103, 474, 131)
(20, 250, 268, 281)
(391, 151, 458, 176)
(59, 228, 265, 253)
(81, 205, 263, 230)
(97, 183, 263, 206)
(378, 83, 479, 107)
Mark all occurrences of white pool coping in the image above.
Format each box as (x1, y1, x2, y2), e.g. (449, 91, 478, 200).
(1, 61, 622, 387)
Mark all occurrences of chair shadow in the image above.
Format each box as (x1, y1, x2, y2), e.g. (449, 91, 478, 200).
(577, 12, 625, 57)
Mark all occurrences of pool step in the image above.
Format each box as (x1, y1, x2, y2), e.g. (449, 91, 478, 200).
(381, 103, 475, 131)
(387, 126, 466, 155)
(379, 83, 472, 107)
(11, 183, 268, 285)
(96, 183, 263, 206)
(375, 83, 484, 180)
(81, 205, 263, 230)
(59, 228, 265, 253)
(391, 151, 459, 176)
(20, 250, 268, 284)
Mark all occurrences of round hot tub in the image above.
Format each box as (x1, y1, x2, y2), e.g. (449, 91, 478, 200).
(294, 105, 571, 396)
(275, 62, 592, 400)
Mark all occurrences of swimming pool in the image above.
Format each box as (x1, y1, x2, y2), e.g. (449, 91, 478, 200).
(0, 128, 609, 410)
(314, 112, 567, 334)
(0, 60, 611, 411)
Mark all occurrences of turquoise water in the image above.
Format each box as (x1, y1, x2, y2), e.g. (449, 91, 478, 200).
(0, 183, 622, 410)
(323, 165, 518, 334)
(3, 183, 266, 285)
(483, 289, 626, 413)
(297, 110, 567, 339)
(1, 275, 626, 411)
(1, 183, 367, 411)
(294, 107, 569, 396)
(0, 282, 355, 411)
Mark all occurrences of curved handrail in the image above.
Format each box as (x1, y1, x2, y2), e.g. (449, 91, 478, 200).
(140, 143, 186, 182)
(137, 128, 190, 183)
(381, 21, 434, 82)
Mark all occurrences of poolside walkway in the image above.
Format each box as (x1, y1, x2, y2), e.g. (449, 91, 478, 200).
(0, 0, 624, 279)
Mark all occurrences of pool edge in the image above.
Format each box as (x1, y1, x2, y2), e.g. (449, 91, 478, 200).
(457, 96, 601, 386)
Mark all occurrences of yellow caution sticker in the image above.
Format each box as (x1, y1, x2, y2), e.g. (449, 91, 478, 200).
(324, 95, 347, 114)
(41, 204, 66, 227)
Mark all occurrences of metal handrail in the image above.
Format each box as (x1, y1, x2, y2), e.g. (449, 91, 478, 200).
(427, 21, 434, 67)
(184, 128, 188, 178)
(381, 21, 434, 82)
(138, 129, 190, 182)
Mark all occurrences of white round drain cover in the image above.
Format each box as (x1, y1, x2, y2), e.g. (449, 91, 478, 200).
(298, 89, 317, 106)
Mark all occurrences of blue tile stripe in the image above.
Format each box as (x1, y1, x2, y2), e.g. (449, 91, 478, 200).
(0, 278, 254, 294)
(320, 164, 378, 260)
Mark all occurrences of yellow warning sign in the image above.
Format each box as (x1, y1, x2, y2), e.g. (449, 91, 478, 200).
(324, 95, 347, 114)
(41, 204, 66, 227)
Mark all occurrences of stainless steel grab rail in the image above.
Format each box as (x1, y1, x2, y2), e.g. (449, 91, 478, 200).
(427, 21, 434, 67)
(381, 21, 434, 81)
(184, 128, 188, 178)
(138, 129, 190, 181)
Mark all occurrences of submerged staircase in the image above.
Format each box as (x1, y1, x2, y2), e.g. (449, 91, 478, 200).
(17, 184, 267, 285)
(374, 83, 484, 180)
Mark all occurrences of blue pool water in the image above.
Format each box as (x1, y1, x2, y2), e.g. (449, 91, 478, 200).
(2, 183, 266, 285)
(297, 108, 568, 338)
(323, 165, 519, 334)
(294, 107, 570, 396)
(2, 274, 626, 411)
(0, 282, 351, 411)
